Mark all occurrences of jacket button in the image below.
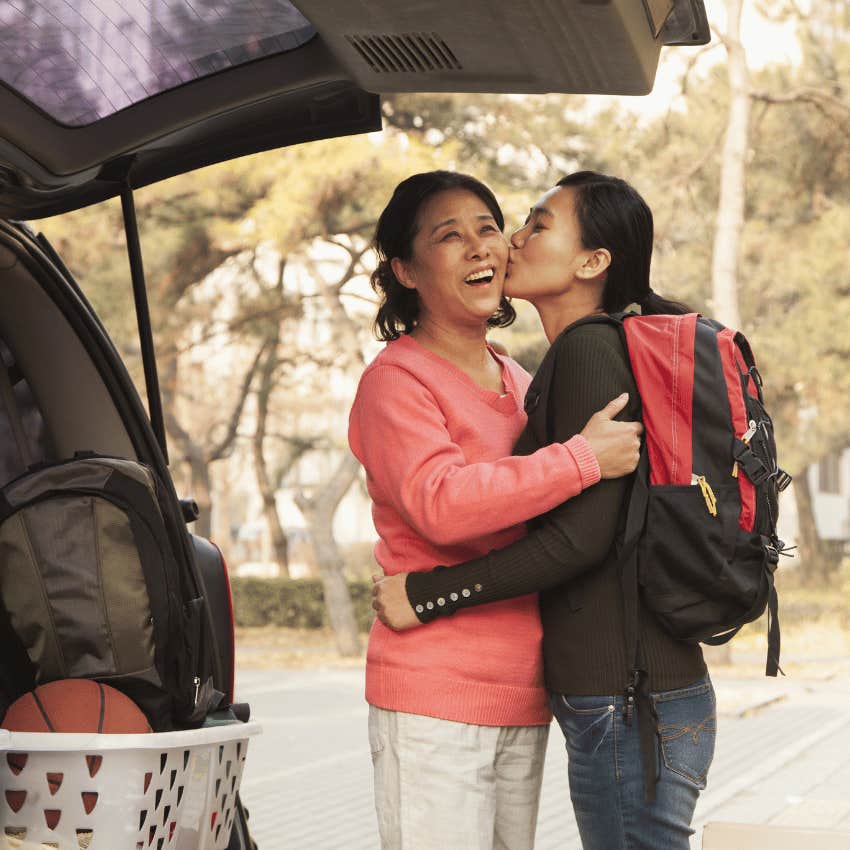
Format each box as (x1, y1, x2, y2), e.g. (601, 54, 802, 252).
(415, 605, 424, 614)
(450, 592, 459, 602)
(462, 589, 471, 598)
(474, 584, 482, 592)
(437, 597, 446, 606)
(426, 601, 434, 610)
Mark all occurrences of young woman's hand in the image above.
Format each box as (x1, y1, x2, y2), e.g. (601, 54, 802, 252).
(371, 573, 422, 630)
(580, 393, 643, 479)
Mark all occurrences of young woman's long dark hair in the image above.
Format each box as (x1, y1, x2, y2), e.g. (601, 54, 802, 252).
(371, 171, 516, 341)
(556, 172, 692, 315)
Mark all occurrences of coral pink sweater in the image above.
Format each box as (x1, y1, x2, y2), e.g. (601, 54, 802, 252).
(348, 334, 601, 726)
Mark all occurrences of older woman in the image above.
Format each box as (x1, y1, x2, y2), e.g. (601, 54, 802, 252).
(348, 171, 641, 850)
(373, 172, 713, 850)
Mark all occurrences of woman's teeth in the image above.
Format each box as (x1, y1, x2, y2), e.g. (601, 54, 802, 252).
(465, 269, 495, 285)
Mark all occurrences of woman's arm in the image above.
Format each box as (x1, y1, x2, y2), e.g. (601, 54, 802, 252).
(372, 326, 640, 626)
(349, 361, 607, 546)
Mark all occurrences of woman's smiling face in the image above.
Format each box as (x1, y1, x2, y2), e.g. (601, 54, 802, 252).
(505, 185, 594, 302)
(391, 187, 509, 331)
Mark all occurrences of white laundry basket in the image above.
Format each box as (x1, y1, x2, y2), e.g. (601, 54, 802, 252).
(0, 721, 261, 850)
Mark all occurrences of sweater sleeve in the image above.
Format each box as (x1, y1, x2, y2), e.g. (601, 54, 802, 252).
(348, 362, 601, 547)
(406, 326, 641, 617)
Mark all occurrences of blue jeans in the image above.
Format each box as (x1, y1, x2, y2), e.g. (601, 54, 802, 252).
(549, 676, 715, 850)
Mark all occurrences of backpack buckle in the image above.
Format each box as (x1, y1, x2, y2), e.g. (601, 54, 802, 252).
(733, 441, 771, 485)
(764, 542, 780, 570)
(775, 468, 792, 491)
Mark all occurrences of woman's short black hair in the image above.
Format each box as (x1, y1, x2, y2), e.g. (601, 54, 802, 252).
(371, 170, 516, 340)
(556, 171, 691, 316)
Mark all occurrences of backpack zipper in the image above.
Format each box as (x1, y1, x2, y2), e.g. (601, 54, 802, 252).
(691, 473, 717, 516)
(732, 419, 758, 478)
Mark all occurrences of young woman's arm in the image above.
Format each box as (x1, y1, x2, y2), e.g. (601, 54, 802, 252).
(375, 326, 640, 623)
(348, 361, 603, 546)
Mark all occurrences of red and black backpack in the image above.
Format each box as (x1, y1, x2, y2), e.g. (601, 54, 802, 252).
(610, 311, 791, 670)
(580, 312, 792, 797)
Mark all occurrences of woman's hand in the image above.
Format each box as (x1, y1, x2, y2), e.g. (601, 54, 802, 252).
(371, 573, 423, 631)
(580, 393, 643, 479)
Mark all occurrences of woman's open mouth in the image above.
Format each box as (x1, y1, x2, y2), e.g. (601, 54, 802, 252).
(465, 267, 496, 286)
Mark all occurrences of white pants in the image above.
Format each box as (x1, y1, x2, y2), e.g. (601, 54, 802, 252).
(369, 706, 549, 850)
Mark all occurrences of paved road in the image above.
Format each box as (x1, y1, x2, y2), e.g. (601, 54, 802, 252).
(235, 667, 850, 850)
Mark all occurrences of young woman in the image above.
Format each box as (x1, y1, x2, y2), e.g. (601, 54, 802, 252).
(348, 171, 643, 850)
(373, 172, 714, 850)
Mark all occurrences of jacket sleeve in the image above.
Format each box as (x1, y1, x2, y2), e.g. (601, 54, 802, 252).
(406, 327, 641, 617)
(347, 362, 600, 546)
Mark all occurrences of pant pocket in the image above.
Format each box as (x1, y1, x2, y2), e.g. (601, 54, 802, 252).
(368, 705, 386, 761)
(652, 679, 716, 788)
(549, 693, 615, 756)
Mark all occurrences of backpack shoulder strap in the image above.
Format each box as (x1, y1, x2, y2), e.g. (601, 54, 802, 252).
(0, 354, 32, 473)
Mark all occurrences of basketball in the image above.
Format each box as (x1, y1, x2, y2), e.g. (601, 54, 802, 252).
(1, 679, 152, 734)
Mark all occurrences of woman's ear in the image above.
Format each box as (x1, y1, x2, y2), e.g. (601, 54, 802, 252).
(577, 248, 611, 280)
(391, 257, 417, 290)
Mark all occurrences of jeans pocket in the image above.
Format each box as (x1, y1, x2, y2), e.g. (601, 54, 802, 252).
(550, 693, 615, 756)
(652, 678, 716, 788)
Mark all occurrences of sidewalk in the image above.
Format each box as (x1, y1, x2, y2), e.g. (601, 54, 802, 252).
(235, 663, 850, 849)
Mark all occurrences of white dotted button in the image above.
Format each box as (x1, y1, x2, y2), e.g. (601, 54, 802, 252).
(415, 605, 424, 614)
(426, 601, 434, 610)
(461, 588, 471, 598)
(450, 593, 459, 602)
(437, 597, 446, 606)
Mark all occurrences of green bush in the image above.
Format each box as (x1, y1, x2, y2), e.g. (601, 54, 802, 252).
(230, 577, 375, 632)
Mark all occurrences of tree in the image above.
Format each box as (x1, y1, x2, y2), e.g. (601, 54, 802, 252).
(711, 0, 749, 328)
(740, 2, 850, 580)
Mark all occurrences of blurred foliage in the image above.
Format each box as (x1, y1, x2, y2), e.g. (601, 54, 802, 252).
(231, 577, 374, 632)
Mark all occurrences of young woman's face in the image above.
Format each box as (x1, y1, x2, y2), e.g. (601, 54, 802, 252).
(505, 185, 592, 301)
(391, 188, 509, 329)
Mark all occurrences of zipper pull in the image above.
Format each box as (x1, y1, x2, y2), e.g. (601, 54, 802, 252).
(741, 420, 757, 444)
(731, 462, 739, 478)
(193, 676, 201, 708)
(693, 474, 718, 516)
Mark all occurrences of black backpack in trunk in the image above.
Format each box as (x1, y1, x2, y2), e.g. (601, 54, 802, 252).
(0, 453, 223, 730)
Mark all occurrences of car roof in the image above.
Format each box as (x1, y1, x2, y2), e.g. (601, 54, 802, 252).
(0, 0, 708, 219)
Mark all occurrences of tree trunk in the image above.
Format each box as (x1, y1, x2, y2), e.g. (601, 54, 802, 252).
(711, 0, 749, 329)
(188, 455, 213, 540)
(295, 453, 362, 657)
(793, 470, 836, 583)
(252, 343, 291, 577)
(160, 358, 214, 538)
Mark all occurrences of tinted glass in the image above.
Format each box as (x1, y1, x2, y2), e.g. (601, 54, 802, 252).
(0, 1, 315, 126)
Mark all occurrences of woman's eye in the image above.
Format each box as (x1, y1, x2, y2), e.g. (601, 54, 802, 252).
(441, 230, 461, 240)
(481, 224, 499, 234)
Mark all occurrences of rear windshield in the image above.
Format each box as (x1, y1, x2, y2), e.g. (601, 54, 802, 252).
(0, 1, 316, 127)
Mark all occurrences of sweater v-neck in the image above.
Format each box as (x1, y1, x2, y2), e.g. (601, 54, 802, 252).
(395, 334, 520, 415)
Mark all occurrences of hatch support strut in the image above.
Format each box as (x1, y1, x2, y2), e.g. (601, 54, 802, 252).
(120, 181, 169, 464)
